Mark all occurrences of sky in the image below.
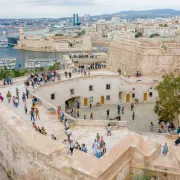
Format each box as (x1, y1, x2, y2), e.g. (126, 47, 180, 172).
(0, 0, 180, 18)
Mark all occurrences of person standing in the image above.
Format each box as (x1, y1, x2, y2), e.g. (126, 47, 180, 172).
(90, 102, 92, 109)
(96, 133, 100, 142)
(35, 108, 40, 120)
(0, 93, 4, 102)
(66, 128, 72, 142)
(22, 92, 26, 103)
(26, 88, 29, 99)
(162, 143, 168, 156)
(6, 91, 12, 103)
(122, 107, 124, 114)
(30, 108, 35, 121)
(107, 109, 110, 118)
(132, 111, 135, 120)
(150, 122, 154, 132)
(117, 104, 121, 115)
(106, 124, 111, 136)
(57, 106, 61, 120)
(24, 104, 28, 114)
(92, 139, 99, 156)
(15, 97, 19, 108)
(77, 110, 80, 118)
(69, 140, 74, 155)
(131, 103, 134, 111)
(65, 119, 69, 130)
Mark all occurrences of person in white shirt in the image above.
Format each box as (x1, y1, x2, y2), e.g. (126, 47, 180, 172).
(106, 124, 111, 136)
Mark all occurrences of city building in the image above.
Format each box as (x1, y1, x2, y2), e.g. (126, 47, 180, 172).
(16, 27, 92, 52)
(73, 14, 81, 26)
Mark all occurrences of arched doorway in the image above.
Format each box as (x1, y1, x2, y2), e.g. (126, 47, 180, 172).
(119, 92, 123, 100)
(126, 94, 130, 103)
(101, 96, 104, 104)
(144, 93, 147, 101)
(84, 98, 88, 106)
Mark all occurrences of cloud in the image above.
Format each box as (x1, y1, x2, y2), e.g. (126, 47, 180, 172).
(34, 0, 96, 6)
(0, 0, 180, 18)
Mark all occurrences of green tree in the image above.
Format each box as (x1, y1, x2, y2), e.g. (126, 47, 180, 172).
(135, 32, 143, 38)
(149, 33, 160, 38)
(159, 24, 163, 27)
(164, 24, 168, 27)
(55, 34, 64, 36)
(154, 74, 180, 123)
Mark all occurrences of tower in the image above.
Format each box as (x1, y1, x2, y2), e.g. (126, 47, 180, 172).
(19, 26, 24, 40)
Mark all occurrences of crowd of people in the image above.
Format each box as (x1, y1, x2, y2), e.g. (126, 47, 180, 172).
(3, 76, 13, 85)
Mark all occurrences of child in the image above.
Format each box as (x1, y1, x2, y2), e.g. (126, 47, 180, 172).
(35, 108, 40, 120)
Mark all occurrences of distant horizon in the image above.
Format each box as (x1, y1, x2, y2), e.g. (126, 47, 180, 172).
(0, 8, 180, 19)
(0, 0, 180, 18)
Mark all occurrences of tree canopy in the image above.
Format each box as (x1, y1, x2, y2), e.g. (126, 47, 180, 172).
(154, 74, 180, 122)
(55, 34, 64, 36)
(149, 33, 160, 38)
(135, 32, 143, 38)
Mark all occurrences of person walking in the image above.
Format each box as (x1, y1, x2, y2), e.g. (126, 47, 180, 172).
(35, 108, 40, 120)
(90, 112, 93, 120)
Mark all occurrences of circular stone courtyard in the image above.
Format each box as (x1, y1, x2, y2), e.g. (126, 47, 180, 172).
(77, 103, 159, 132)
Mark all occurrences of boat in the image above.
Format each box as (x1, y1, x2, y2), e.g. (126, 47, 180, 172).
(0, 58, 16, 70)
(25, 62, 41, 69)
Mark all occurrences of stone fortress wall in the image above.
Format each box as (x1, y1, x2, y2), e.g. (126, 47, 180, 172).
(0, 101, 180, 180)
(0, 71, 180, 179)
(107, 39, 180, 75)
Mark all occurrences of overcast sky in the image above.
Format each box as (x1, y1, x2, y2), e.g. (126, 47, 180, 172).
(0, 0, 180, 18)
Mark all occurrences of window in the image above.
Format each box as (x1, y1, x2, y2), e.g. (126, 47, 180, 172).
(70, 89, 74, 95)
(106, 95, 110, 101)
(51, 93, 55, 100)
(106, 84, 111, 90)
(89, 85, 93, 91)
(132, 88, 135, 90)
(89, 97, 93, 102)
(149, 92, 153, 97)
(132, 93, 135, 98)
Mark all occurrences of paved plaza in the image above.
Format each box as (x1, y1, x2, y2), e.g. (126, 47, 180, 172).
(78, 103, 159, 132)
